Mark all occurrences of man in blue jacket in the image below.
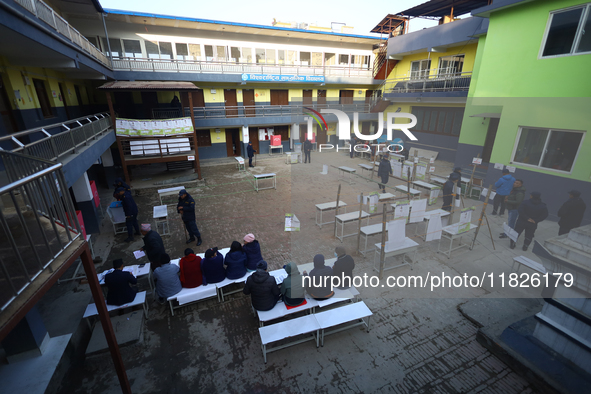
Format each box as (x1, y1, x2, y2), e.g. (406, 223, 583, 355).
(177, 189, 202, 246)
(247, 141, 256, 168)
(511, 191, 548, 251)
(116, 187, 140, 242)
(105, 258, 137, 306)
(492, 169, 515, 216)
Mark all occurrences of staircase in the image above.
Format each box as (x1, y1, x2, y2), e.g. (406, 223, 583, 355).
(532, 225, 591, 374)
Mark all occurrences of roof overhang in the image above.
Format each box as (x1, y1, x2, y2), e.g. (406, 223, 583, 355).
(395, 0, 490, 19)
(370, 14, 407, 34)
(472, 0, 534, 18)
(98, 81, 200, 91)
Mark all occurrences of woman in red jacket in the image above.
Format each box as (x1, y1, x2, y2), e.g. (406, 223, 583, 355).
(179, 248, 203, 288)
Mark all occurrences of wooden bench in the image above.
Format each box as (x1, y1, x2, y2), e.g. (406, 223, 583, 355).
(253, 173, 276, 192)
(314, 301, 372, 346)
(83, 291, 148, 319)
(512, 256, 546, 274)
(259, 314, 319, 363)
(235, 156, 245, 171)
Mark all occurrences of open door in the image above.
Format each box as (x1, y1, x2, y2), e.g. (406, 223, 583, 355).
(482, 118, 499, 163)
(317, 125, 327, 145)
(225, 128, 241, 157)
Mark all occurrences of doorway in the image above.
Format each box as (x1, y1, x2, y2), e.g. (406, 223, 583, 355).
(300, 123, 308, 142)
(243, 89, 255, 116)
(0, 74, 18, 134)
(317, 125, 327, 145)
(248, 127, 259, 153)
(113, 91, 135, 118)
(482, 118, 499, 163)
(270, 90, 289, 105)
(225, 128, 241, 157)
(58, 83, 71, 120)
(317, 89, 326, 106)
(225, 89, 238, 117)
(339, 90, 354, 105)
(303, 90, 313, 105)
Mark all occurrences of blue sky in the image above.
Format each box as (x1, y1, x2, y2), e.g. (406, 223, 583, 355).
(99, 0, 447, 36)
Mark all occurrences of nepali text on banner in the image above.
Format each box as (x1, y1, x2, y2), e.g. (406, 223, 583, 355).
(241, 74, 325, 83)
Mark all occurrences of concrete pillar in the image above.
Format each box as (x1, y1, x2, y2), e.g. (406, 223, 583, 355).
(290, 123, 299, 150)
(1, 306, 49, 363)
(101, 148, 118, 190)
(242, 125, 249, 157)
(72, 172, 99, 234)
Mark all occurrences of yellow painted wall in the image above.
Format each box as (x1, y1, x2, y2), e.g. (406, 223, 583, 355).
(157, 91, 177, 104)
(289, 89, 303, 100)
(326, 89, 340, 98)
(353, 89, 366, 98)
(254, 89, 270, 102)
(236, 89, 243, 103)
(211, 128, 226, 143)
(387, 43, 478, 80)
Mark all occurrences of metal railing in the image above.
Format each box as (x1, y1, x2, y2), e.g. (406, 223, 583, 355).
(13, 0, 111, 68)
(0, 151, 82, 311)
(0, 113, 111, 161)
(152, 103, 371, 120)
(370, 71, 472, 107)
(112, 57, 373, 78)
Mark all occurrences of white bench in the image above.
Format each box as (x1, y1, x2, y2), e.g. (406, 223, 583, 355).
(259, 314, 319, 363)
(253, 173, 276, 192)
(335, 211, 370, 242)
(315, 201, 348, 228)
(358, 163, 374, 177)
(166, 285, 217, 316)
(314, 301, 372, 346)
(235, 156, 245, 171)
(337, 166, 356, 184)
(83, 291, 148, 319)
(359, 223, 386, 256)
(153, 205, 169, 235)
(158, 186, 185, 205)
(430, 176, 447, 186)
(269, 145, 283, 155)
(256, 297, 319, 326)
(512, 256, 546, 274)
(395, 185, 421, 197)
(373, 239, 419, 272)
(438, 223, 478, 259)
(379, 192, 396, 201)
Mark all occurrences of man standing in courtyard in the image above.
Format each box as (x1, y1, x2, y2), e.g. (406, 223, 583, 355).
(511, 191, 548, 251)
(557, 190, 586, 235)
(140, 224, 166, 270)
(492, 169, 515, 216)
(377, 153, 392, 193)
(303, 137, 312, 164)
(177, 189, 202, 246)
(247, 141, 256, 168)
(116, 187, 140, 243)
(499, 179, 526, 239)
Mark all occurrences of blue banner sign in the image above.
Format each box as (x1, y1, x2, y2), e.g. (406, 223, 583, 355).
(241, 74, 325, 83)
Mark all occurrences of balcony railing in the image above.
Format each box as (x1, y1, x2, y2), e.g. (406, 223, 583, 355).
(0, 113, 112, 161)
(0, 151, 82, 310)
(382, 71, 472, 94)
(113, 57, 373, 78)
(152, 103, 371, 120)
(13, 0, 111, 68)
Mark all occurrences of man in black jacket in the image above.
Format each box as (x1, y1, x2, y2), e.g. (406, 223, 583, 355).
(557, 190, 586, 235)
(116, 187, 140, 243)
(332, 246, 355, 289)
(377, 153, 392, 193)
(247, 141, 256, 168)
(512, 191, 548, 251)
(105, 258, 137, 306)
(243, 261, 280, 311)
(303, 254, 334, 300)
(140, 224, 166, 270)
(177, 189, 202, 246)
(442, 173, 460, 212)
(303, 138, 313, 163)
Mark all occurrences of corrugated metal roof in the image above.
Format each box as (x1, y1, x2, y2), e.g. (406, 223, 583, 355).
(397, 0, 490, 19)
(98, 81, 200, 91)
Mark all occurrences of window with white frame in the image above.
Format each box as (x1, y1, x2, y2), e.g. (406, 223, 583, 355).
(410, 59, 431, 79)
(123, 39, 142, 58)
(438, 55, 464, 75)
(541, 3, 591, 57)
(512, 127, 584, 172)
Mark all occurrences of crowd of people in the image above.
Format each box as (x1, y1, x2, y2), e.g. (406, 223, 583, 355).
(104, 231, 357, 312)
(440, 168, 586, 251)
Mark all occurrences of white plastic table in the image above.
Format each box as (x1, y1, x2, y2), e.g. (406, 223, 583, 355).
(335, 211, 370, 242)
(158, 186, 185, 205)
(253, 173, 276, 192)
(395, 185, 421, 197)
(438, 223, 478, 259)
(315, 201, 348, 228)
(107, 204, 126, 235)
(430, 176, 447, 185)
(153, 205, 169, 235)
(338, 166, 356, 184)
(379, 193, 396, 201)
(373, 238, 419, 272)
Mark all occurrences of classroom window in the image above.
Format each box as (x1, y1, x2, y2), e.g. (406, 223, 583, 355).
(541, 3, 591, 57)
(242, 48, 252, 63)
(256, 48, 265, 63)
(159, 42, 173, 59)
(216, 46, 227, 60)
(175, 43, 189, 60)
(266, 49, 276, 64)
(410, 59, 431, 79)
(411, 106, 464, 136)
(324, 53, 335, 66)
(277, 50, 285, 64)
(204, 45, 214, 61)
(188, 44, 201, 60)
(123, 39, 142, 58)
(438, 55, 464, 75)
(145, 41, 160, 59)
(339, 54, 349, 65)
(311, 52, 323, 66)
(106, 38, 122, 57)
(512, 127, 583, 172)
(85, 36, 98, 48)
(286, 50, 296, 64)
(230, 47, 241, 62)
(300, 52, 310, 65)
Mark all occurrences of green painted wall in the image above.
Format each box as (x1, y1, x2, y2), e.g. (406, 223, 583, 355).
(474, 0, 591, 98)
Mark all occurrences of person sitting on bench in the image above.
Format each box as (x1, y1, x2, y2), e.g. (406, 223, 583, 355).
(153, 253, 182, 303)
(243, 261, 280, 311)
(303, 254, 334, 300)
(201, 247, 226, 285)
(179, 248, 203, 288)
(243, 233, 263, 272)
(105, 258, 137, 306)
(224, 241, 247, 280)
(280, 262, 305, 307)
(332, 246, 355, 290)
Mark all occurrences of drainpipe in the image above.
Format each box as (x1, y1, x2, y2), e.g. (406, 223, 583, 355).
(101, 13, 113, 65)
